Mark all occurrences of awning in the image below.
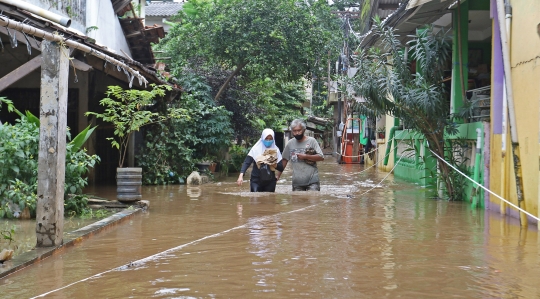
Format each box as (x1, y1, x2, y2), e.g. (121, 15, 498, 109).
(406, 0, 436, 10)
(360, 0, 454, 48)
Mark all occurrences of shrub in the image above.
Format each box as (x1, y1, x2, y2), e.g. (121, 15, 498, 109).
(0, 104, 99, 218)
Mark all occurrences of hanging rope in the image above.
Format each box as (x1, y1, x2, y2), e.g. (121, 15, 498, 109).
(357, 153, 405, 197)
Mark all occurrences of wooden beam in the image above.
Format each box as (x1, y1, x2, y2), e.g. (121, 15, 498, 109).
(125, 31, 142, 38)
(0, 26, 93, 73)
(71, 59, 93, 72)
(36, 40, 69, 247)
(0, 55, 42, 93)
(85, 55, 145, 88)
(379, 4, 399, 10)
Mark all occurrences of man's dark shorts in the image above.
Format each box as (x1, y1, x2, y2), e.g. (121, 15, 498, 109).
(292, 182, 320, 191)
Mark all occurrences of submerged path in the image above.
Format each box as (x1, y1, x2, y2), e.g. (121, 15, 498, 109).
(1, 158, 539, 298)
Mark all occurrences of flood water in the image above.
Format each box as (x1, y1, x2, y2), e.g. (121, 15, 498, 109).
(1, 157, 540, 298)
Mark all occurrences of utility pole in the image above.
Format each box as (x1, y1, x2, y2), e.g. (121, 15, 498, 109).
(331, 10, 360, 158)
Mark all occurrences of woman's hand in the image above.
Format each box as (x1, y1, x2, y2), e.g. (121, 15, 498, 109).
(236, 173, 244, 186)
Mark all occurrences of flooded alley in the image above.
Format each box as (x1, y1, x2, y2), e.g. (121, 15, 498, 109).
(1, 158, 539, 298)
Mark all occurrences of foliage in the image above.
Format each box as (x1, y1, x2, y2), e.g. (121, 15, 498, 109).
(65, 144, 100, 195)
(183, 67, 305, 144)
(79, 208, 111, 220)
(0, 117, 39, 218)
(310, 79, 334, 119)
(0, 97, 21, 118)
(137, 120, 196, 185)
(158, 0, 341, 100)
(64, 194, 88, 216)
(1, 226, 15, 245)
(246, 80, 306, 133)
(351, 21, 462, 199)
(86, 84, 188, 168)
(136, 75, 234, 184)
(442, 139, 471, 200)
(0, 104, 99, 218)
(229, 144, 249, 173)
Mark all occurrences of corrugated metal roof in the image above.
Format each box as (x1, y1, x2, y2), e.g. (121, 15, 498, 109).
(146, 2, 183, 17)
(377, 9, 395, 19)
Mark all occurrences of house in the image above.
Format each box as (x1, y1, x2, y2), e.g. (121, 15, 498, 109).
(145, 0, 184, 32)
(359, 0, 540, 225)
(0, 0, 173, 184)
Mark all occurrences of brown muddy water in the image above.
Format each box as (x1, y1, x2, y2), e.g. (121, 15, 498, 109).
(1, 157, 540, 298)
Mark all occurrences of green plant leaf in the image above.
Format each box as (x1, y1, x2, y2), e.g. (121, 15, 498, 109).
(25, 110, 40, 126)
(70, 125, 97, 152)
(10, 165, 20, 174)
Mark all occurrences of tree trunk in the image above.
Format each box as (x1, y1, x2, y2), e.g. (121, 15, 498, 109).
(214, 61, 248, 101)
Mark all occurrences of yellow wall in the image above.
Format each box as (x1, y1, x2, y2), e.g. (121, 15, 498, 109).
(490, 0, 540, 223)
(376, 115, 396, 172)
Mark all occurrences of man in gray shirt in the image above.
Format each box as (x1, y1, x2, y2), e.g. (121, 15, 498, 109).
(278, 119, 324, 191)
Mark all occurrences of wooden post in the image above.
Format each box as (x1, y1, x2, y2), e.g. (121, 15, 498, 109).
(36, 40, 69, 247)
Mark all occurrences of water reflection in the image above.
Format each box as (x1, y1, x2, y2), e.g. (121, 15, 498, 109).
(2, 160, 540, 298)
(186, 187, 201, 199)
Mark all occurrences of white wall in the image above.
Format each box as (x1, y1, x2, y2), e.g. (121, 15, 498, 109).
(23, 0, 131, 57)
(85, 0, 131, 56)
(27, 0, 86, 33)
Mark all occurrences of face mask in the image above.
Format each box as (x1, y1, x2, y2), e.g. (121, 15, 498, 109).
(263, 140, 273, 148)
(293, 133, 304, 140)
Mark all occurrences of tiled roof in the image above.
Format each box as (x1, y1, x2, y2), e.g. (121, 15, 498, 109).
(146, 2, 183, 17)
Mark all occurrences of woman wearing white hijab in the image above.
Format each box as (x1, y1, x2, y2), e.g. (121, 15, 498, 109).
(237, 128, 284, 192)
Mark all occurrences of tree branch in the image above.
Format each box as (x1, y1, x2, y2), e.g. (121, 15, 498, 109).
(214, 61, 248, 101)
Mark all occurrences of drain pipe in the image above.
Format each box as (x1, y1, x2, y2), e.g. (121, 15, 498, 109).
(0, 0, 71, 27)
(501, 1, 512, 154)
(471, 128, 482, 208)
(499, 1, 512, 216)
(495, 0, 527, 226)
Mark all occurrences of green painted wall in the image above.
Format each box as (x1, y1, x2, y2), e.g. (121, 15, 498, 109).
(393, 123, 485, 207)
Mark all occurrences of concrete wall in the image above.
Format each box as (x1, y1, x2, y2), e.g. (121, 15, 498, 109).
(489, 0, 540, 222)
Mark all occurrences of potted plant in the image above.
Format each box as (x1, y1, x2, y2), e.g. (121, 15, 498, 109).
(86, 84, 186, 202)
(377, 126, 386, 139)
(195, 155, 216, 172)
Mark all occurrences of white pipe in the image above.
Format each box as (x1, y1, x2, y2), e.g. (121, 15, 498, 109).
(502, 83, 508, 151)
(0, 0, 71, 27)
(501, 2, 512, 152)
(0, 16, 148, 86)
(495, 0, 518, 144)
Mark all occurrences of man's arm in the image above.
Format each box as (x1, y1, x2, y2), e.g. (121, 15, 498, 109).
(297, 139, 324, 161)
(296, 153, 324, 161)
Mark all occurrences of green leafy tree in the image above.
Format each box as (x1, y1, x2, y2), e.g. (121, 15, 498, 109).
(136, 75, 234, 184)
(158, 0, 340, 101)
(86, 84, 188, 168)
